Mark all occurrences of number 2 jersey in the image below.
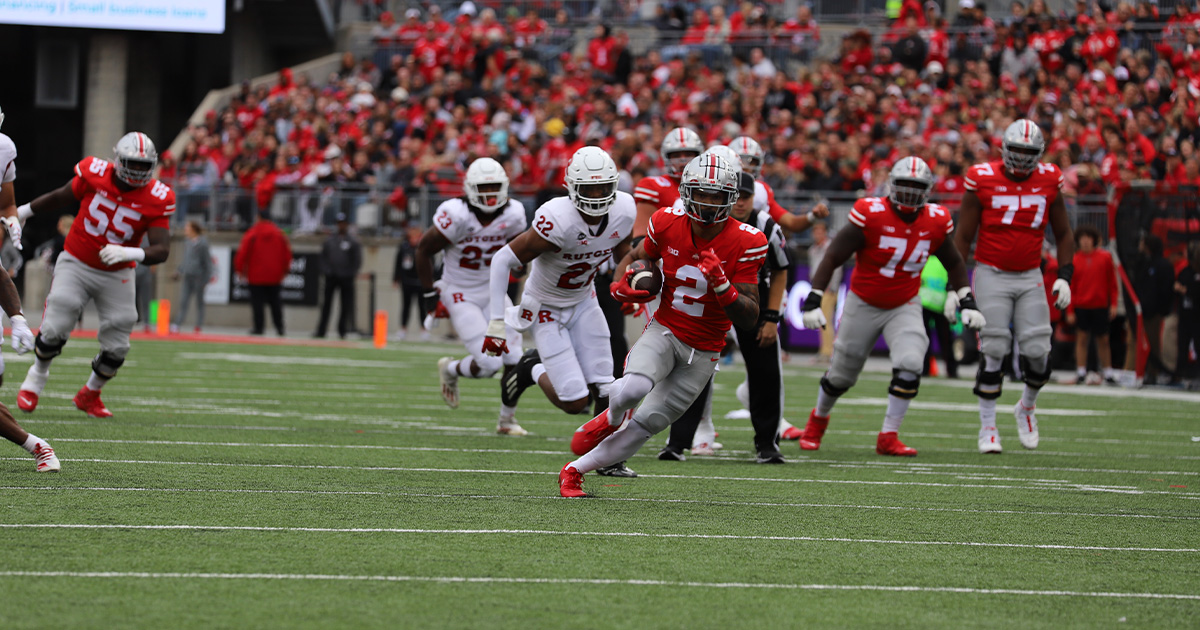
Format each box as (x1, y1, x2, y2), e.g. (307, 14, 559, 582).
(66, 156, 176, 271)
(644, 208, 768, 352)
(524, 193, 636, 308)
(964, 160, 1063, 273)
(433, 197, 527, 294)
(847, 197, 954, 310)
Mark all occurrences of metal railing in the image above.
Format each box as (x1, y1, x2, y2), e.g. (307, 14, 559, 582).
(171, 182, 1113, 243)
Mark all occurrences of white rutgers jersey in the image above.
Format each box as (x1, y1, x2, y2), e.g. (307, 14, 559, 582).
(0, 133, 16, 184)
(524, 192, 636, 307)
(433, 198, 527, 293)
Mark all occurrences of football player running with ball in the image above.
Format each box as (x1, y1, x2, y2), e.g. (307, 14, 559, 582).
(559, 152, 768, 497)
(13, 132, 174, 418)
(418, 158, 528, 435)
(798, 157, 984, 456)
(954, 119, 1074, 453)
(483, 147, 636, 462)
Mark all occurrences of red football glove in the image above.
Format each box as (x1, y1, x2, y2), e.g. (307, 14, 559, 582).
(698, 249, 739, 307)
(620, 301, 647, 317)
(610, 279, 655, 304)
(481, 319, 509, 356)
(431, 301, 449, 319)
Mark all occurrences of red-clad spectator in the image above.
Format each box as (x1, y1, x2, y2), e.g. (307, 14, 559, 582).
(1066, 225, 1119, 384)
(412, 33, 448, 83)
(513, 8, 547, 47)
(426, 5, 451, 37)
(1082, 17, 1119, 67)
(371, 10, 397, 44)
(235, 211, 292, 336)
(587, 25, 618, 76)
(396, 9, 426, 47)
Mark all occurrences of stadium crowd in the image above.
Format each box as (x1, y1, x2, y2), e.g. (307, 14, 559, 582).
(166, 0, 1200, 221)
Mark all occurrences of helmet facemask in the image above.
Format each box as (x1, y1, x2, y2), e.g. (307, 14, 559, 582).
(116, 156, 155, 188)
(466, 181, 508, 214)
(1002, 143, 1043, 176)
(571, 181, 617, 217)
(682, 183, 738, 225)
(664, 150, 700, 178)
(889, 178, 931, 213)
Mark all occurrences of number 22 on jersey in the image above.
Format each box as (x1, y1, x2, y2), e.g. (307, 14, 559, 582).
(85, 196, 143, 244)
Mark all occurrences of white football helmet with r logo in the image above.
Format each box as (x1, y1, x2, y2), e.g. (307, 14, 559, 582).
(564, 146, 619, 217)
(464, 157, 510, 213)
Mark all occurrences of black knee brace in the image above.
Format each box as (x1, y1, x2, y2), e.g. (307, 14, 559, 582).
(887, 369, 921, 399)
(91, 352, 126, 379)
(973, 364, 1004, 400)
(820, 375, 849, 397)
(34, 334, 66, 361)
(1019, 356, 1052, 389)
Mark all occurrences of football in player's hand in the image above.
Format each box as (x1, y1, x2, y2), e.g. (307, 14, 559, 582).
(627, 260, 663, 297)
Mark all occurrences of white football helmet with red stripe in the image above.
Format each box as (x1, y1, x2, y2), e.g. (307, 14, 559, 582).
(679, 153, 739, 225)
(113, 131, 158, 188)
(702, 146, 743, 175)
(1001, 119, 1045, 176)
(728, 136, 765, 178)
(887, 157, 933, 213)
(660, 127, 704, 178)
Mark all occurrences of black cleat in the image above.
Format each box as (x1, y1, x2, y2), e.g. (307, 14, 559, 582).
(756, 448, 786, 464)
(501, 349, 540, 407)
(657, 445, 686, 462)
(595, 461, 638, 478)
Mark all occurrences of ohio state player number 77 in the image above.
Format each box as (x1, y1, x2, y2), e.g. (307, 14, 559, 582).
(992, 194, 1047, 229)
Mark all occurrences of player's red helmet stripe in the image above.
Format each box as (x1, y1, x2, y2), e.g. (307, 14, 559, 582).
(136, 133, 145, 157)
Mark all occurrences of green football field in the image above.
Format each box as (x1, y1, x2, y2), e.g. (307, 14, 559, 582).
(0, 337, 1197, 629)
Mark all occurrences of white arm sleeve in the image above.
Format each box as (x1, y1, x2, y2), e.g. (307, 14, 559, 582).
(489, 244, 521, 321)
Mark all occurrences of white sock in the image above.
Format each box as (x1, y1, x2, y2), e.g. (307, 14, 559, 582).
(33, 357, 51, 374)
(531, 363, 546, 383)
(693, 414, 716, 447)
(448, 359, 461, 375)
(1076, 366, 1087, 377)
(881, 394, 909, 433)
(979, 398, 997, 430)
(21, 433, 45, 453)
(1020, 386, 1039, 410)
(86, 371, 109, 392)
(569, 420, 653, 473)
(815, 387, 838, 417)
(499, 404, 516, 421)
(1103, 367, 1114, 379)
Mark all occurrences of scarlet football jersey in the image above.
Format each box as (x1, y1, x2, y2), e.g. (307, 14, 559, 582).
(964, 160, 1063, 273)
(847, 197, 954, 310)
(66, 156, 175, 271)
(644, 208, 768, 351)
(633, 175, 680, 210)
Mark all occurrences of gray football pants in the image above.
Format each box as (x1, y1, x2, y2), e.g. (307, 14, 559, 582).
(41, 252, 138, 359)
(623, 321, 720, 434)
(973, 264, 1052, 361)
(826, 292, 928, 390)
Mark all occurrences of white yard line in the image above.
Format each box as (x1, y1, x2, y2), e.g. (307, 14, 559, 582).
(3, 486, 1195, 520)
(6, 458, 1195, 496)
(45, 438, 1200, 477)
(0, 523, 1195, 553)
(0, 571, 1195, 600)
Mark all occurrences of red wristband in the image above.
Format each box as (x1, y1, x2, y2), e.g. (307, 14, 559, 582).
(714, 285, 739, 308)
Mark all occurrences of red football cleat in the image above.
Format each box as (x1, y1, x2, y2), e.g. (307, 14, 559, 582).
(73, 386, 113, 418)
(780, 426, 803, 441)
(798, 410, 829, 451)
(876, 432, 917, 456)
(16, 390, 38, 413)
(570, 409, 620, 456)
(559, 464, 586, 498)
